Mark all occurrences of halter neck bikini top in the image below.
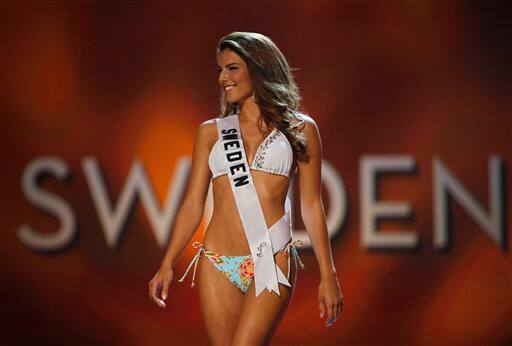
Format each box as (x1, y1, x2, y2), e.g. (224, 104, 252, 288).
(208, 114, 294, 179)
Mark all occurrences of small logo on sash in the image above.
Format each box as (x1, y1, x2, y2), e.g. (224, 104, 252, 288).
(256, 241, 267, 257)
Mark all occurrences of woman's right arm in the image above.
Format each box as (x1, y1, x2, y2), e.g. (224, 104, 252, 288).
(148, 119, 215, 307)
(160, 119, 215, 268)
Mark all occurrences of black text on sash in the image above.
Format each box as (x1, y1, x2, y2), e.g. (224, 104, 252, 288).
(221, 128, 249, 187)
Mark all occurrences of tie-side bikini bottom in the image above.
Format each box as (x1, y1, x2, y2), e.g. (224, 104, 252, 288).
(178, 240, 305, 293)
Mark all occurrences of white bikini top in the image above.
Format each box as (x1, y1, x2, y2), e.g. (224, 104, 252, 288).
(209, 114, 294, 179)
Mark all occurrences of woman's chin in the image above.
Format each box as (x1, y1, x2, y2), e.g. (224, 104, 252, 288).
(226, 96, 240, 104)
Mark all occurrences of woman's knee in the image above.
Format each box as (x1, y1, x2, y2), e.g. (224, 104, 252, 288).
(231, 327, 270, 346)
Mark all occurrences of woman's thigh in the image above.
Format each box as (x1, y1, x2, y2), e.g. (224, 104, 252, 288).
(231, 250, 298, 346)
(198, 256, 245, 345)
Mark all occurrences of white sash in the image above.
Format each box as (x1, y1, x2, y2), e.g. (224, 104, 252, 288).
(216, 114, 292, 297)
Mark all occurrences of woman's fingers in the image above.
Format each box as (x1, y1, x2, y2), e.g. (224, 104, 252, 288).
(148, 275, 166, 308)
(337, 295, 343, 317)
(325, 294, 344, 326)
(161, 275, 171, 301)
(149, 280, 160, 305)
(155, 290, 166, 308)
(328, 294, 343, 325)
(332, 301, 340, 324)
(156, 297, 166, 308)
(326, 300, 336, 326)
(318, 297, 325, 319)
(320, 294, 339, 326)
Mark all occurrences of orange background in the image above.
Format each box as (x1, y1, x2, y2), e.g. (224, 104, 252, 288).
(1, 2, 510, 345)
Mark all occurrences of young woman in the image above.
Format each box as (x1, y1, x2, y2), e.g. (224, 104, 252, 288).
(148, 31, 343, 345)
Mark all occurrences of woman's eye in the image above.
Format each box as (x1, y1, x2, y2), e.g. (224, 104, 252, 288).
(217, 67, 238, 73)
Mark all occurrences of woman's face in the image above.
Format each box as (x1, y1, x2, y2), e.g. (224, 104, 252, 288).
(217, 48, 253, 106)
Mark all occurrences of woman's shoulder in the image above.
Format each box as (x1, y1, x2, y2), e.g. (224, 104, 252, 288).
(294, 111, 315, 123)
(196, 116, 221, 146)
(198, 113, 233, 126)
(293, 112, 318, 133)
(198, 114, 239, 133)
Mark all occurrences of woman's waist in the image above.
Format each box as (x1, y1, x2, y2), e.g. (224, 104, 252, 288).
(203, 212, 292, 255)
(203, 226, 251, 255)
(208, 204, 288, 228)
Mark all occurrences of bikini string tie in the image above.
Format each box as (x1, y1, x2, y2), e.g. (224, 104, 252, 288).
(178, 241, 204, 288)
(285, 240, 306, 281)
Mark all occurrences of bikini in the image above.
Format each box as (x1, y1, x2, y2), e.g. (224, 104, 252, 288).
(178, 114, 305, 296)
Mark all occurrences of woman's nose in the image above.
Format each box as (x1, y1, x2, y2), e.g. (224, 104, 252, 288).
(218, 69, 228, 85)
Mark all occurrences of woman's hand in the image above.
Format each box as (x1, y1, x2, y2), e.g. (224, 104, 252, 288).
(148, 264, 174, 308)
(318, 272, 344, 327)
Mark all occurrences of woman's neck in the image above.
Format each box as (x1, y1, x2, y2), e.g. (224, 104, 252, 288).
(237, 98, 261, 125)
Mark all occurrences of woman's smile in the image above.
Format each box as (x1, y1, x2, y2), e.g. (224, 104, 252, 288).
(224, 84, 236, 92)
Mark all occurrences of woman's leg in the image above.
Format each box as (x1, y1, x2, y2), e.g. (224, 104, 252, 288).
(231, 249, 298, 345)
(198, 255, 245, 345)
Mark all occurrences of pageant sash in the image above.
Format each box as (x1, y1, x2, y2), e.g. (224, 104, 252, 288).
(216, 114, 292, 297)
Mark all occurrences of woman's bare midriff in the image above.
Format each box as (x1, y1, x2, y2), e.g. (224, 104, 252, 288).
(203, 167, 295, 256)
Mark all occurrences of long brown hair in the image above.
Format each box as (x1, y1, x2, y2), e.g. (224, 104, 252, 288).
(216, 31, 309, 160)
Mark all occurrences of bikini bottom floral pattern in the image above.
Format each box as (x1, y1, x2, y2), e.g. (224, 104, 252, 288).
(178, 241, 305, 293)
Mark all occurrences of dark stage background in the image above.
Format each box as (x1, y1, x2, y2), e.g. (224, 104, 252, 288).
(1, 2, 510, 345)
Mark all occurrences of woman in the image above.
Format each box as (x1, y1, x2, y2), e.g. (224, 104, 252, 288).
(148, 31, 343, 345)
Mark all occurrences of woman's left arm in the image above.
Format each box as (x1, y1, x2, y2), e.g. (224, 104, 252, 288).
(297, 115, 344, 327)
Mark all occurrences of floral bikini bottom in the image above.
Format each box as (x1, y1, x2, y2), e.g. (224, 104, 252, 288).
(178, 241, 305, 293)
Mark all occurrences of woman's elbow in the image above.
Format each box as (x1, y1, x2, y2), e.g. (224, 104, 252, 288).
(179, 200, 205, 221)
(300, 197, 324, 219)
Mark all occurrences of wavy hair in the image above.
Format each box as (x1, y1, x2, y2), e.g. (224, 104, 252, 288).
(216, 31, 309, 160)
